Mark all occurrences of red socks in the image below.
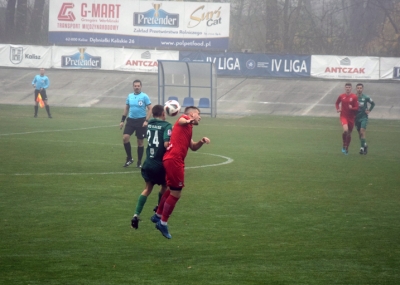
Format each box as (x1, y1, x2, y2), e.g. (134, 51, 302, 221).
(346, 135, 352, 149)
(156, 189, 180, 223)
(342, 133, 352, 149)
(156, 189, 170, 216)
(342, 133, 347, 148)
(161, 195, 180, 223)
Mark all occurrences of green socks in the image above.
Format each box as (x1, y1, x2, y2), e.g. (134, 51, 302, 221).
(361, 138, 366, 148)
(134, 195, 148, 216)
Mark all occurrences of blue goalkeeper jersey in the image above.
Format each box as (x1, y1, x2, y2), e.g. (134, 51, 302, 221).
(126, 92, 151, 119)
(32, 75, 50, 90)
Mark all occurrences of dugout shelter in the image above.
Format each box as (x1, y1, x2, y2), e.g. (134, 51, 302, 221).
(158, 60, 217, 117)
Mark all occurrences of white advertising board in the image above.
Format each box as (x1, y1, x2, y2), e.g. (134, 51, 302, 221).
(51, 46, 115, 70)
(115, 49, 179, 73)
(311, 55, 380, 80)
(380, 57, 400, 80)
(0, 44, 52, 68)
(48, 0, 230, 50)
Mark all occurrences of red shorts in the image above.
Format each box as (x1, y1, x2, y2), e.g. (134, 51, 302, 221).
(163, 158, 185, 190)
(340, 116, 354, 131)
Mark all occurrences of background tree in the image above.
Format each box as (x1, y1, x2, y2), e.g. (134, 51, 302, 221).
(368, 0, 400, 56)
(29, 0, 46, 44)
(265, 0, 281, 52)
(5, 0, 17, 42)
(15, 0, 28, 43)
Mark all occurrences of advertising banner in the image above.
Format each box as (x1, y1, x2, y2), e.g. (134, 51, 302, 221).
(0, 44, 52, 68)
(115, 49, 179, 73)
(52, 46, 115, 70)
(380, 57, 400, 80)
(311, 55, 379, 79)
(48, 1, 230, 50)
(180, 51, 311, 78)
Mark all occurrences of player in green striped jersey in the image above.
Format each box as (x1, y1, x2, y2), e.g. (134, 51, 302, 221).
(131, 105, 172, 229)
(355, 83, 375, 155)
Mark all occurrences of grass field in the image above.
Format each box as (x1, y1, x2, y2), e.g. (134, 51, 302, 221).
(1, 105, 399, 285)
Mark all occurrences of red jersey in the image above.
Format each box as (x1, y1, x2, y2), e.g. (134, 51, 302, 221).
(163, 114, 193, 163)
(335, 93, 359, 119)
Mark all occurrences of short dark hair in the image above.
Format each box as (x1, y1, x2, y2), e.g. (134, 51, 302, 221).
(133, 79, 142, 86)
(152, 105, 164, 117)
(184, 106, 200, 114)
(345, 83, 352, 86)
(356, 83, 364, 87)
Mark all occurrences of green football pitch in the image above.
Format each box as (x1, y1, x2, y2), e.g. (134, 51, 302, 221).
(1, 105, 399, 285)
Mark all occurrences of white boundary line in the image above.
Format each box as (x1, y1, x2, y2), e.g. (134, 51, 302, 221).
(0, 125, 117, 136)
(0, 125, 233, 176)
(2, 153, 234, 176)
(1, 122, 399, 139)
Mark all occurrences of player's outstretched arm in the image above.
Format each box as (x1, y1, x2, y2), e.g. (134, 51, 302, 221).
(190, 137, 210, 151)
(179, 117, 194, 125)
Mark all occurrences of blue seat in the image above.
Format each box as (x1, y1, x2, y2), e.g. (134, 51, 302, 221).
(198, 98, 210, 108)
(182, 97, 194, 107)
(167, 96, 179, 102)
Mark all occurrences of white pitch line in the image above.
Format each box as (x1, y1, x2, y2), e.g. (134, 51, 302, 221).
(0, 125, 117, 136)
(2, 137, 122, 146)
(2, 153, 234, 176)
(187, 153, 234, 168)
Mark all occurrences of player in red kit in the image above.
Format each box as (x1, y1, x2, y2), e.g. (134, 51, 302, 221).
(151, 106, 210, 239)
(335, 83, 359, 155)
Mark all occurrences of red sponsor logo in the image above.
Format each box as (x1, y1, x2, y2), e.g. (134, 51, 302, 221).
(126, 60, 158, 67)
(58, 3, 76, 22)
(81, 4, 121, 18)
(324, 67, 365, 74)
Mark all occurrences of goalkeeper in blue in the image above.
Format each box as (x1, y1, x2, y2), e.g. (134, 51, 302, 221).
(131, 105, 172, 229)
(355, 83, 375, 155)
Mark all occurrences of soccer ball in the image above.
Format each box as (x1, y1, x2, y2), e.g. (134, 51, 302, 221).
(164, 100, 181, 117)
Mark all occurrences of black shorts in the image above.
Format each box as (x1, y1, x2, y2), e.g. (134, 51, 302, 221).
(141, 163, 166, 186)
(123, 117, 147, 139)
(34, 89, 47, 100)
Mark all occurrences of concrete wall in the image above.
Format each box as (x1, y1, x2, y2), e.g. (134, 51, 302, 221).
(1, 67, 399, 119)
